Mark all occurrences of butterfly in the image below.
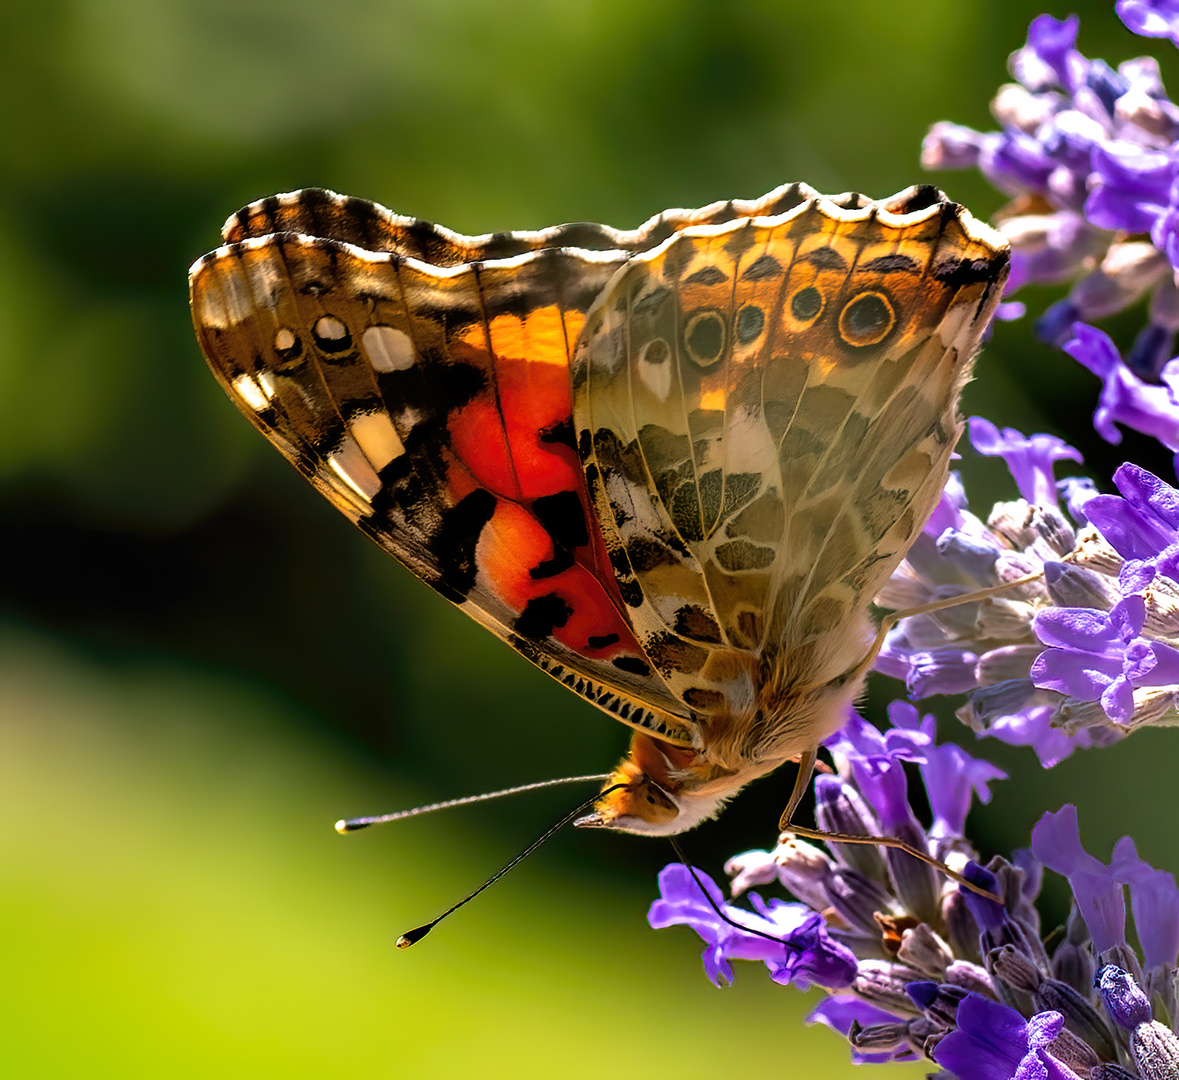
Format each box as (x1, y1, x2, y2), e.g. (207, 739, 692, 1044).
(189, 183, 1009, 837)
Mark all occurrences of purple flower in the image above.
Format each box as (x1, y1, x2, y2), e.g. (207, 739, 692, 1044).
(823, 711, 927, 833)
(927, 9, 1179, 463)
(968, 700, 1100, 768)
(1107, 838, 1179, 970)
(1032, 594, 1179, 722)
(968, 417, 1082, 506)
(1062, 324, 1179, 458)
(1118, 0, 1179, 46)
(807, 996, 915, 1064)
(1083, 462, 1179, 590)
(1031, 806, 1129, 954)
(932, 995, 1082, 1080)
(647, 864, 857, 990)
(1012, 14, 1084, 95)
(1085, 142, 1176, 235)
(886, 702, 1005, 839)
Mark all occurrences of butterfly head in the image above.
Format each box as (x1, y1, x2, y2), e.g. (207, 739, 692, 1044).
(574, 732, 735, 836)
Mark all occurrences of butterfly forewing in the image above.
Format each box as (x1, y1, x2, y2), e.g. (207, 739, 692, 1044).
(191, 202, 699, 746)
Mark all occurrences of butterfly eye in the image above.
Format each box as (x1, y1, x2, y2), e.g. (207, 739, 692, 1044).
(683, 310, 726, 367)
(838, 290, 895, 347)
(313, 314, 352, 353)
(789, 286, 823, 322)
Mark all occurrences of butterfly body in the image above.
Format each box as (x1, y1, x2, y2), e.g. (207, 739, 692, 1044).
(190, 184, 1008, 836)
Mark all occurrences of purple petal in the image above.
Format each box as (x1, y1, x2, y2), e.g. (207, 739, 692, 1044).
(1113, 461, 1179, 527)
(1033, 605, 1128, 651)
(1117, 0, 1179, 45)
(923, 743, 1007, 838)
(933, 994, 1029, 1080)
(983, 704, 1090, 767)
(1014, 14, 1083, 93)
(1031, 807, 1127, 953)
(1099, 674, 1136, 721)
(1112, 837, 1179, 969)
(1085, 142, 1175, 234)
(968, 417, 1082, 505)
(1063, 323, 1122, 378)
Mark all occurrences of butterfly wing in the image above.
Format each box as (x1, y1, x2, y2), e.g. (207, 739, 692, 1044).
(573, 187, 1009, 749)
(191, 192, 704, 744)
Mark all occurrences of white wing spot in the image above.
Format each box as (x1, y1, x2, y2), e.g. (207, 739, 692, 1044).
(315, 315, 348, 341)
(274, 327, 296, 352)
(328, 435, 381, 502)
(195, 266, 254, 328)
(231, 374, 269, 412)
(637, 338, 672, 400)
(350, 410, 405, 471)
(363, 325, 416, 372)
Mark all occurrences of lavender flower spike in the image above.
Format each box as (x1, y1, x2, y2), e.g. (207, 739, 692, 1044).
(927, 7, 1179, 462)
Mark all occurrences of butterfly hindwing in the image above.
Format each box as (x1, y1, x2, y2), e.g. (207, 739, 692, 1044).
(573, 189, 1009, 753)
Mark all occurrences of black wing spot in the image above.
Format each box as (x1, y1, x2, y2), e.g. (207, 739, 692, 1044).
(683, 310, 726, 367)
(790, 287, 823, 321)
(685, 265, 728, 286)
(838, 290, 895, 347)
(741, 254, 781, 280)
(516, 594, 573, 640)
(612, 655, 652, 677)
(804, 247, 847, 271)
(735, 304, 765, 344)
(588, 633, 620, 649)
(433, 489, 497, 602)
(529, 490, 589, 579)
(862, 254, 920, 274)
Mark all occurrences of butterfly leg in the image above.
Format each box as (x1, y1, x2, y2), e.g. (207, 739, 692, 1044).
(776, 745, 819, 833)
(847, 565, 1053, 688)
(777, 745, 1003, 903)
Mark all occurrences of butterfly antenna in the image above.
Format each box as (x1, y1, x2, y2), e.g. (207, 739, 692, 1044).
(335, 774, 609, 833)
(395, 783, 626, 949)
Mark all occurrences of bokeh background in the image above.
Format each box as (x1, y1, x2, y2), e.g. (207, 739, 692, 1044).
(3, 2, 1177, 1077)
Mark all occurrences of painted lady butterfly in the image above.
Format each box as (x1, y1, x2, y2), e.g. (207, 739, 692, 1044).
(189, 184, 1008, 837)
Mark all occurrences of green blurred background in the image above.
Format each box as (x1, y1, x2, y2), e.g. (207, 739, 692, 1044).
(3, 2, 1177, 1077)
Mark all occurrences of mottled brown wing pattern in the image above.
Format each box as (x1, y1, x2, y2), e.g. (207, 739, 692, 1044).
(573, 187, 1009, 763)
